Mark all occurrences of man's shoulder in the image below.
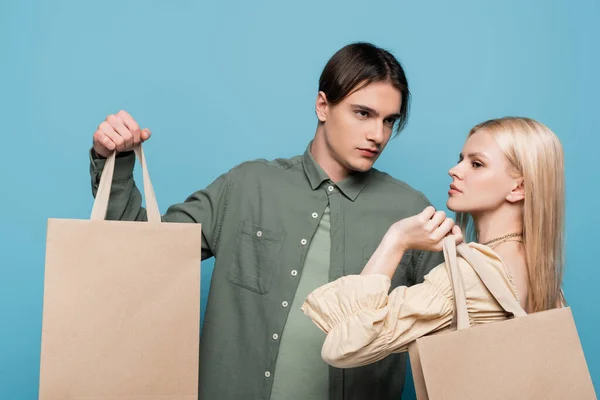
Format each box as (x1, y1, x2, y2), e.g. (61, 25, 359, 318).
(368, 168, 431, 206)
(223, 153, 303, 180)
(234, 153, 302, 172)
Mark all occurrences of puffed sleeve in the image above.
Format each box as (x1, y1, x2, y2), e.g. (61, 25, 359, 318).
(301, 264, 454, 368)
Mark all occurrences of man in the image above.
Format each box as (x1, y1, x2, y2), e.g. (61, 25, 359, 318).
(89, 42, 445, 399)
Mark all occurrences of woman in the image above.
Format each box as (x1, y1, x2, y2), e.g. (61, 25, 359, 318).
(301, 117, 565, 368)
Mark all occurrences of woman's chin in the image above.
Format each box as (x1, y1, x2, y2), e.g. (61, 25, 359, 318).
(446, 198, 465, 213)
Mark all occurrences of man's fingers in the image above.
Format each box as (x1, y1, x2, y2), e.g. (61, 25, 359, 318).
(141, 128, 151, 141)
(93, 129, 116, 155)
(118, 110, 141, 145)
(100, 122, 126, 152)
(108, 115, 134, 149)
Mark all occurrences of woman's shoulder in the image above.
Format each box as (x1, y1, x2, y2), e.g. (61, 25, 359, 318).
(422, 241, 520, 299)
(458, 241, 521, 302)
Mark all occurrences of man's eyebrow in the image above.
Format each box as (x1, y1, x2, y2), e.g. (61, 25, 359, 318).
(350, 104, 401, 119)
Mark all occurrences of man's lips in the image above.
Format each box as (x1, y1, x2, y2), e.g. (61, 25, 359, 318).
(358, 148, 379, 157)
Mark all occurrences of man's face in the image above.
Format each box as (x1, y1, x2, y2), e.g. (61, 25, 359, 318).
(316, 81, 402, 175)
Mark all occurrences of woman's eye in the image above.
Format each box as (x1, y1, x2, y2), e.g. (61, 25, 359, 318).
(472, 161, 483, 168)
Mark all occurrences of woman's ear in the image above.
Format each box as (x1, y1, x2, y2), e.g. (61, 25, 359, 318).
(506, 177, 525, 203)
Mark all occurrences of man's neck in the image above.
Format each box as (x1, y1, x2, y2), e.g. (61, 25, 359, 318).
(310, 129, 350, 183)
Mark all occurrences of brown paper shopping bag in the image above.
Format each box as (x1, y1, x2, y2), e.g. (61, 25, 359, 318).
(408, 237, 596, 400)
(39, 146, 202, 399)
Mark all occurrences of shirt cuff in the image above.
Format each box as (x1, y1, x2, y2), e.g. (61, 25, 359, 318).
(89, 148, 136, 185)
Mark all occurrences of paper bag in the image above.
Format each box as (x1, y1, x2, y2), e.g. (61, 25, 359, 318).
(39, 146, 201, 399)
(408, 237, 596, 400)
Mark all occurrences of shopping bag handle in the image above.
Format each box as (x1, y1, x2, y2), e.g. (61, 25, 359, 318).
(90, 144, 161, 223)
(443, 236, 470, 330)
(443, 236, 527, 331)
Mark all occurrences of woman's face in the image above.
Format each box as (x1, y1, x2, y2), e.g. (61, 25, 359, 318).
(447, 130, 523, 215)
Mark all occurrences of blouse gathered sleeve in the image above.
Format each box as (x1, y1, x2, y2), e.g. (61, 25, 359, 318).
(302, 243, 521, 368)
(301, 265, 454, 368)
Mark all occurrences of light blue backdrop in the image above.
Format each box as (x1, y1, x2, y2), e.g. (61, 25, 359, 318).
(1, 0, 598, 398)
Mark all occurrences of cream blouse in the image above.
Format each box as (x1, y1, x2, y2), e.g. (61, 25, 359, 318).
(301, 242, 520, 368)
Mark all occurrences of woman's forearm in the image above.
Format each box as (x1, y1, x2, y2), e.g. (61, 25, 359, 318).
(361, 233, 407, 279)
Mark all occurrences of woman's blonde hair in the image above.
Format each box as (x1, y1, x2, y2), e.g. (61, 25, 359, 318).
(456, 117, 565, 312)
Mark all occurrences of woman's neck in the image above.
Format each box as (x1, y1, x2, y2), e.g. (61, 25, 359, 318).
(473, 205, 523, 244)
(474, 205, 529, 311)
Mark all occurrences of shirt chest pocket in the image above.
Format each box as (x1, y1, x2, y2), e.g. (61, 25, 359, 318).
(226, 220, 286, 294)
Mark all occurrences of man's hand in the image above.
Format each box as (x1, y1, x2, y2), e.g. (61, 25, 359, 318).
(93, 110, 151, 158)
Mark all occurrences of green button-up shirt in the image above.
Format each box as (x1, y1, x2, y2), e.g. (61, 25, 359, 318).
(270, 204, 331, 399)
(89, 142, 444, 400)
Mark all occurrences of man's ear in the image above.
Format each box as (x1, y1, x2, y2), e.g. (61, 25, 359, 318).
(315, 91, 329, 122)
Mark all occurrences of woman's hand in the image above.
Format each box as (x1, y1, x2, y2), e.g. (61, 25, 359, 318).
(386, 206, 462, 253)
(361, 207, 463, 278)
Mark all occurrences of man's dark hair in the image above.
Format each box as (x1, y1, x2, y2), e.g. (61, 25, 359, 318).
(318, 42, 411, 134)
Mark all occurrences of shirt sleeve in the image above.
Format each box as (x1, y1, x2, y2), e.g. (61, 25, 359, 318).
(89, 149, 234, 260)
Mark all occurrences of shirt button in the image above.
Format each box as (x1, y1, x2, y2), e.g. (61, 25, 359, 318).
(301, 239, 307, 246)
(272, 333, 279, 340)
(328, 185, 334, 192)
(282, 301, 289, 308)
(265, 371, 271, 378)
(256, 231, 262, 237)
(291, 270, 298, 276)
(312, 212, 318, 218)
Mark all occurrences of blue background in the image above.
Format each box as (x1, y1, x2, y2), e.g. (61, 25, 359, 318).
(1, 0, 598, 398)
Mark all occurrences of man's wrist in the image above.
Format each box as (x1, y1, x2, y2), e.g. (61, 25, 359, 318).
(91, 148, 134, 160)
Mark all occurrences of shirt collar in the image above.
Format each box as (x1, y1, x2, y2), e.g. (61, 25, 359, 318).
(302, 141, 373, 202)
